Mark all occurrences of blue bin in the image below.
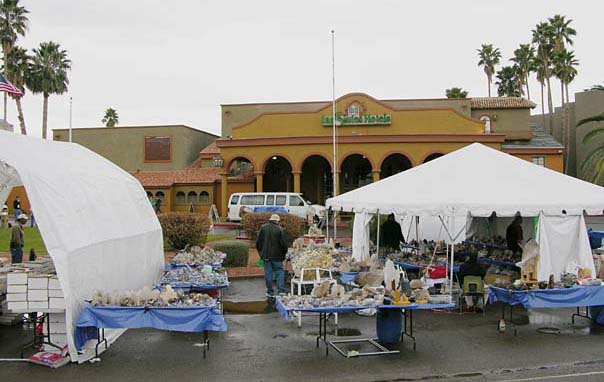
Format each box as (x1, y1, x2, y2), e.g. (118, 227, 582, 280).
(376, 308, 403, 343)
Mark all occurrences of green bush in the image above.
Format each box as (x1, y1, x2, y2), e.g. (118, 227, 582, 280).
(214, 240, 249, 267)
(158, 212, 210, 250)
(241, 212, 305, 247)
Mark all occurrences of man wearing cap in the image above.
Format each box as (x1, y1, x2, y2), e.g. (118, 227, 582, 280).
(10, 214, 28, 263)
(256, 214, 288, 297)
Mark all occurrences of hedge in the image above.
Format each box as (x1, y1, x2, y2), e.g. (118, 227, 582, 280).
(158, 212, 210, 250)
(214, 240, 250, 267)
(241, 212, 305, 247)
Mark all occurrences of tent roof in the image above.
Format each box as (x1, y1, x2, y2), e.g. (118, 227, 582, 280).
(326, 143, 604, 217)
(0, 131, 164, 362)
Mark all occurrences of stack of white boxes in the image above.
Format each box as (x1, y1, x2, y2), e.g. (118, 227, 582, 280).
(7, 272, 66, 312)
(44, 312, 68, 348)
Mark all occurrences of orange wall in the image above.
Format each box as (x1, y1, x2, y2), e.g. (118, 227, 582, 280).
(512, 154, 563, 173)
(5, 186, 31, 213)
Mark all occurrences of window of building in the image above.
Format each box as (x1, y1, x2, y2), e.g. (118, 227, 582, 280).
(241, 195, 265, 205)
(275, 195, 286, 206)
(175, 191, 186, 205)
(230, 195, 240, 205)
(266, 195, 275, 205)
(187, 191, 198, 205)
(145, 136, 172, 162)
(146, 191, 153, 198)
(532, 156, 545, 167)
(199, 191, 210, 204)
(155, 191, 165, 203)
(289, 195, 304, 207)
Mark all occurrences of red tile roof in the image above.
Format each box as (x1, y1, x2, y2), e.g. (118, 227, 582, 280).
(471, 97, 536, 109)
(132, 167, 222, 187)
(199, 141, 220, 158)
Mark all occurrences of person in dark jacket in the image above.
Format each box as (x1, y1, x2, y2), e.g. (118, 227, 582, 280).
(506, 215, 523, 254)
(380, 214, 405, 252)
(256, 214, 288, 297)
(459, 252, 486, 311)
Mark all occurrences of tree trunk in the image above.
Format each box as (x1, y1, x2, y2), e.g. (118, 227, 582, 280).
(546, 75, 554, 134)
(15, 97, 26, 135)
(565, 83, 570, 104)
(487, 74, 491, 97)
(42, 94, 49, 139)
(564, 82, 572, 175)
(525, 74, 531, 101)
(540, 81, 545, 130)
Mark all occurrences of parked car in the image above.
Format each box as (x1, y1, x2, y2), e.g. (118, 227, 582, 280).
(227, 192, 325, 222)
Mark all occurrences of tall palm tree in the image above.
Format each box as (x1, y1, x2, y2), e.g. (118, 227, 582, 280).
(577, 116, 604, 184)
(511, 44, 535, 101)
(553, 49, 579, 173)
(445, 87, 468, 98)
(3, 45, 28, 134)
(27, 41, 71, 139)
(0, 0, 28, 124)
(102, 108, 119, 127)
(549, 15, 576, 54)
(532, 22, 555, 133)
(495, 66, 522, 97)
(534, 55, 547, 130)
(477, 44, 501, 97)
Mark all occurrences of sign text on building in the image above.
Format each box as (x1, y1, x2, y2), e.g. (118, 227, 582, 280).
(321, 113, 392, 126)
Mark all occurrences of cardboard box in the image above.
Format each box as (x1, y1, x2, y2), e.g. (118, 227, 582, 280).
(48, 277, 62, 290)
(28, 300, 49, 310)
(28, 276, 49, 290)
(28, 289, 49, 301)
(7, 293, 27, 302)
(49, 298, 65, 310)
(49, 289, 64, 298)
(43, 321, 67, 334)
(7, 301, 28, 311)
(7, 284, 27, 294)
(47, 313, 66, 323)
(7, 272, 28, 285)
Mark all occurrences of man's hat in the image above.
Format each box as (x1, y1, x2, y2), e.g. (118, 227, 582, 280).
(269, 214, 280, 222)
(17, 213, 28, 220)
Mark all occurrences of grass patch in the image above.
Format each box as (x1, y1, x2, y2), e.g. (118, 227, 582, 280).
(206, 234, 236, 242)
(0, 227, 47, 254)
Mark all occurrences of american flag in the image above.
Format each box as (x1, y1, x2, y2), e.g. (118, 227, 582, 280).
(0, 74, 23, 97)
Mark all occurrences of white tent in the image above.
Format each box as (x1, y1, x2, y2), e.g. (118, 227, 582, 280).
(0, 131, 164, 362)
(327, 143, 604, 286)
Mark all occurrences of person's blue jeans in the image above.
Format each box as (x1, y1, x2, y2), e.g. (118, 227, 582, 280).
(263, 259, 285, 295)
(14, 209, 21, 219)
(10, 244, 23, 263)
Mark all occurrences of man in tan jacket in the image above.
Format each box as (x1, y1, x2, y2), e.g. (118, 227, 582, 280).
(10, 214, 28, 263)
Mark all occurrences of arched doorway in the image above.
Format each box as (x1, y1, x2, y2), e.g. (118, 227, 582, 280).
(228, 156, 256, 189)
(301, 155, 332, 205)
(424, 153, 444, 163)
(340, 154, 372, 194)
(380, 153, 412, 179)
(264, 156, 293, 192)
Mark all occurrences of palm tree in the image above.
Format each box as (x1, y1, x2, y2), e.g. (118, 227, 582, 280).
(532, 22, 555, 133)
(511, 44, 535, 101)
(577, 116, 604, 184)
(495, 66, 522, 97)
(3, 45, 28, 134)
(102, 108, 119, 127)
(477, 44, 501, 97)
(534, 55, 548, 130)
(445, 87, 468, 98)
(27, 41, 71, 139)
(549, 15, 576, 54)
(0, 0, 28, 124)
(553, 49, 579, 173)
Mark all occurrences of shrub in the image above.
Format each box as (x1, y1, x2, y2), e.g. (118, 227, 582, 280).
(241, 212, 305, 247)
(214, 240, 249, 267)
(158, 212, 210, 250)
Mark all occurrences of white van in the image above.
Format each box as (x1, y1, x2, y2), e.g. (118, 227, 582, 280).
(227, 192, 325, 222)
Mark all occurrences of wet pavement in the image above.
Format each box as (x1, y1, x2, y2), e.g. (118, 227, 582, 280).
(2, 279, 604, 381)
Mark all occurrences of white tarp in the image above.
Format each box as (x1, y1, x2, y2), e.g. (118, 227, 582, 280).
(399, 215, 466, 244)
(327, 143, 604, 217)
(352, 211, 373, 261)
(537, 212, 595, 281)
(0, 131, 164, 362)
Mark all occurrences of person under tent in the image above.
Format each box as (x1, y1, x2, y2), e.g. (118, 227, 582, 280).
(380, 214, 405, 252)
(506, 214, 524, 255)
(459, 252, 486, 311)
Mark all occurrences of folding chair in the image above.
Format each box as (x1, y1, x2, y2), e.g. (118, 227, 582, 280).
(290, 267, 337, 327)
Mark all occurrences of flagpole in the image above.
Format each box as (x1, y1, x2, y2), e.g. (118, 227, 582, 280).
(69, 97, 73, 142)
(331, 30, 337, 241)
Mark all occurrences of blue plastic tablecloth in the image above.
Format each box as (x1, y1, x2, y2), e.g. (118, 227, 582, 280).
(339, 272, 359, 284)
(275, 298, 455, 320)
(75, 304, 227, 350)
(392, 260, 460, 273)
(165, 263, 223, 270)
(488, 286, 604, 309)
(160, 282, 229, 291)
(477, 258, 518, 268)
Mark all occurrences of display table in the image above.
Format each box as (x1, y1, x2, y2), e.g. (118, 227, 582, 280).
(391, 260, 460, 273)
(76, 303, 227, 358)
(338, 272, 359, 284)
(477, 258, 518, 268)
(489, 286, 604, 334)
(275, 298, 454, 357)
(165, 262, 223, 270)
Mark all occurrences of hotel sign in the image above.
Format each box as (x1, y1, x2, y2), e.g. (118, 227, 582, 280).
(321, 113, 392, 127)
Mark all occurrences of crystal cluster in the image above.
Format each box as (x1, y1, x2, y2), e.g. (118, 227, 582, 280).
(171, 246, 226, 266)
(280, 284, 385, 309)
(161, 266, 228, 286)
(90, 285, 215, 307)
(288, 243, 336, 277)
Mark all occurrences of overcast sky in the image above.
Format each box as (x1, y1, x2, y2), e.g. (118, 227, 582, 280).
(11, 1, 603, 137)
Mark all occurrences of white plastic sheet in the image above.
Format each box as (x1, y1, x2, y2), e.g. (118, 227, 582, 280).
(0, 131, 164, 362)
(352, 211, 373, 261)
(537, 213, 595, 282)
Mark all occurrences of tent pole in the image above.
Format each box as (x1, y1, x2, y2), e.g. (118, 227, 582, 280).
(326, 208, 330, 241)
(449, 215, 456, 303)
(376, 210, 380, 255)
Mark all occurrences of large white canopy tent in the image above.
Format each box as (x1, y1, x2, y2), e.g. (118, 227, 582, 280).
(327, 143, 604, 295)
(0, 131, 164, 362)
